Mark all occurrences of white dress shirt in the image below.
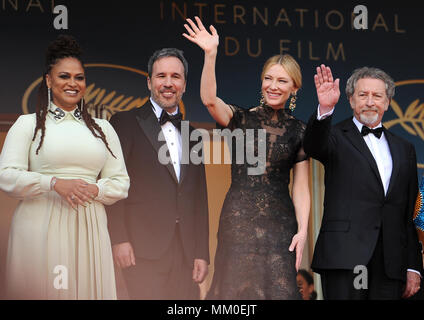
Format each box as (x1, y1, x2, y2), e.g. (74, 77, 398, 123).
(150, 98, 182, 182)
(351, 117, 392, 195)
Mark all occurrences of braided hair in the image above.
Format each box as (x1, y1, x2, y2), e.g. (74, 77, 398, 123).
(33, 35, 115, 158)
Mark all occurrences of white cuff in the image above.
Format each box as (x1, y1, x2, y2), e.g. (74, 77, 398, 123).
(317, 104, 335, 120)
(407, 269, 422, 278)
(94, 181, 104, 202)
(40, 175, 54, 192)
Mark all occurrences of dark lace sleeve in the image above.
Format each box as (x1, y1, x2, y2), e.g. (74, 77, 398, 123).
(295, 120, 309, 163)
(216, 104, 246, 130)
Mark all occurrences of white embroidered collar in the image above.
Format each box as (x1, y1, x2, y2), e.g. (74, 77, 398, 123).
(48, 103, 83, 123)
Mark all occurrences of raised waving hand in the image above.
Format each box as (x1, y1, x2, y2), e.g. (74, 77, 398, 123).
(314, 64, 340, 114)
(183, 16, 219, 54)
(182, 16, 233, 127)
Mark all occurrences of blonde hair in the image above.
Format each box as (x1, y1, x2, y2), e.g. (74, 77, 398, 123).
(261, 54, 302, 90)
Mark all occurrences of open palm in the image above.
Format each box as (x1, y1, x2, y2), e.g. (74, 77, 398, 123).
(315, 64, 340, 113)
(183, 16, 219, 53)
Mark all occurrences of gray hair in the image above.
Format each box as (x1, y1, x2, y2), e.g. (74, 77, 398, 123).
(147, 48, 188, 80)
(345, 67, 395, 100)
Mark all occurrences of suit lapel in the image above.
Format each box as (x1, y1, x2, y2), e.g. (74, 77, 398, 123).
(341, 118, 384, 191)
(384, 128, 400, 198)
(179, 161, 188, 186)
(178, 124, 196, 186)
(135, 102, 179, 184)
(178, 124, 206, 186)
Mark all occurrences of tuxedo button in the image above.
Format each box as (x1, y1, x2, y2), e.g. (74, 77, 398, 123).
(374, 225, 380, 230)
(176, 217, 180, 223)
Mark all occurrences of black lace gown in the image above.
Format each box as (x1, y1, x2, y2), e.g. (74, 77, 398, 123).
(207, 104, 308, 300)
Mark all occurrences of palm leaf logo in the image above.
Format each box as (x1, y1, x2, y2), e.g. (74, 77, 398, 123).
(84, 83, 148, 119)
(384, 99, 424, 140)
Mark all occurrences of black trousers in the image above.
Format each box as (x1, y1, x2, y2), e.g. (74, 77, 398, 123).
(320, 232, 404, 300)
(122, 225, 200, 300)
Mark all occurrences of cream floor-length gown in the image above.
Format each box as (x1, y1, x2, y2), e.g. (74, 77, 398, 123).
(0, 105, 129, 299)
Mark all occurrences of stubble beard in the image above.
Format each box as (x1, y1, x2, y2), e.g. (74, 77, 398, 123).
(152, 92, 182, 112)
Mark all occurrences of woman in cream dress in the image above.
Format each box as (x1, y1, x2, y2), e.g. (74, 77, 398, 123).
(0, 35, 129, 299)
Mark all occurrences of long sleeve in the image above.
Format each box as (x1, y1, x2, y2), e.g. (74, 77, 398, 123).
(194, 161, 210, 263)
(405, 145, 422, 273)
(303, 110, 333, 164)
(0, 114, 53, 199)
(106, 113, 133, 245)
(94, 119, 130, 206)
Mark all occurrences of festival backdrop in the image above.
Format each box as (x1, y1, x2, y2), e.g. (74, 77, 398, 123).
(0, 0, 423, 174)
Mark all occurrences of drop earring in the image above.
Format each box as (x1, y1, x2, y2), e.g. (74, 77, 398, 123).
(47, 87, 51, 109)
(289, 92, 297, 112)
(259, 92, 265, 106)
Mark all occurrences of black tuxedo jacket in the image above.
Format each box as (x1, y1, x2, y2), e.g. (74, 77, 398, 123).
(304, 112, 422, 281)
(106, 102, 210, 266)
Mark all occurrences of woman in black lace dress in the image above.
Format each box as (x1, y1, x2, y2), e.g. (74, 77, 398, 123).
(184, 17, 311, 300)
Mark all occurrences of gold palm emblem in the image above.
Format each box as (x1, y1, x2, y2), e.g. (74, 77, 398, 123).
(384, 99, 424, 139)
(84, 83, 149, 120)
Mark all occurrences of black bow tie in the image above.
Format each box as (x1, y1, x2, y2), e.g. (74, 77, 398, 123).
(361, 126, 384, 139)
(159, 110, 183, 130)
